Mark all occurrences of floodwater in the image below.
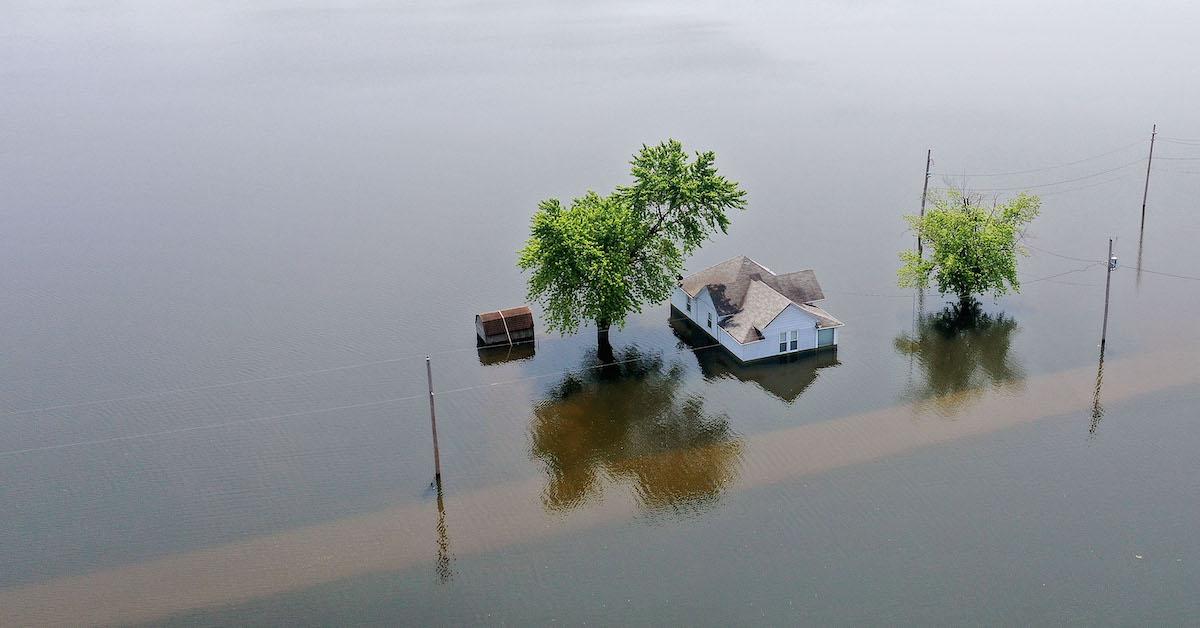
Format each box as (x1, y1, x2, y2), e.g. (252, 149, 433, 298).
(2, 1, 1199, 625)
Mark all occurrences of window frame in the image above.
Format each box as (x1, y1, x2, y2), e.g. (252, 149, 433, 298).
(706, 312, 712, 329)
(778, 331, 787, 353)
(789, 330, 798, 351)
(686, 295, 692, 313)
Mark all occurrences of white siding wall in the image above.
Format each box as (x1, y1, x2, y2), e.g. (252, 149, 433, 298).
(738, 305, 820, 361)
(670, 287, 694, 322)
(672, 287, 740, 353)
(672, 287, 836, 363)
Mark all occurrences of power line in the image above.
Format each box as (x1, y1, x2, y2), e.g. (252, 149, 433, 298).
(0, 337, 733, 457)
(1026, 243, 1200, 281)
(930, 158, 1146, 192)
(1037, 173, 1142, 197)
(1130, 266, 1200, 282)
(0, 395, 427, 459)
(0, 296, 896, 418)
(433, 340, 726, 397)
(928, 139, 1144, 177)
(1160, 137, 1200, 145)
(1025, 243, 1102, 263)
(1024, 262, 1102, 283)
(0, 355, 431, 418)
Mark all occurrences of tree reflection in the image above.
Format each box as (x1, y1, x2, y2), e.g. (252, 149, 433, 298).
(894, 299, 1024, 410)
(529, 347, 742, 516)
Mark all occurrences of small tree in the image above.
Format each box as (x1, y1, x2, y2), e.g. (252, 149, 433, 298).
(899, 191, 1040, 304)
(519, 140, 746, 361)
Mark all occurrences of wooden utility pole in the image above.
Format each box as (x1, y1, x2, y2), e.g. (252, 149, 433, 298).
(918, 148, 932, 258)
(1140, 124, 1157, 230)
(1100, 238, 1114, 349)
(426, 356, 442, 481)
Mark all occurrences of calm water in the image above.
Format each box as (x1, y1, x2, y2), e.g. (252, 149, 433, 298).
(3, 1, 1199, 624)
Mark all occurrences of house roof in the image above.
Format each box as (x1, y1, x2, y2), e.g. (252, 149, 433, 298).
(476, 305, 534, 337)
(682, 256, 843, 344)
(718, 279, 791, 343)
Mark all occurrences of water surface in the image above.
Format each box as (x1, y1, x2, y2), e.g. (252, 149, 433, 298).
(2, 1, 1199, 624)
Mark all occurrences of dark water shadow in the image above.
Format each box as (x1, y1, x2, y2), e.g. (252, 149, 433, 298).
(894, 299, 1025, 412)
(477, 340, 536, 365)
(669, 315, 840, 403)
(529, 347, 743, 517)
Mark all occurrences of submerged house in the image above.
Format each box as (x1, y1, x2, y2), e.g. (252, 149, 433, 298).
(670, 256, 843, 363)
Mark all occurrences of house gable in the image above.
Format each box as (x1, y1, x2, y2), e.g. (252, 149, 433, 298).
(760, 303, 820, 338)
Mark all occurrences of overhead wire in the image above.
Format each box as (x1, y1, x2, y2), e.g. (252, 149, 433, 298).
(929, 158, 1146, 192)
(928, 139, 1144, 177)
(7, 131, 1199, 447)
(1037, 172, 1143, 197)
(5, 242, 1196, 457)
(1160, 137, 1200, 145)
(0, 395, 429, 459)
(0, 336, 732, 457)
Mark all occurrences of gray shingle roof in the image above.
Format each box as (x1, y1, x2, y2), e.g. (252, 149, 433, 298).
(796, 303, 843, 330)
(682, 255, 843, 344)
(718, 280, 791, 344)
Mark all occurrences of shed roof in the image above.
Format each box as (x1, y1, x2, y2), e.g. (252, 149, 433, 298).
(477, 306, 534, 337)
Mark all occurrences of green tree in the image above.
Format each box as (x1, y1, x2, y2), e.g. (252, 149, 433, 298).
(518, 140, 746, 361)
(899, 191, 1040, 303)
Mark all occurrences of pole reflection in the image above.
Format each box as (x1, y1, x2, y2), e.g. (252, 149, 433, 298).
(433, 479, 454, 583)
(1089, 345, 1106, 437)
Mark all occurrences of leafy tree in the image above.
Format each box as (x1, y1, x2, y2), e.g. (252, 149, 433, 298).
(899, 191, 1040, 303)
(519, 140, 746, 360)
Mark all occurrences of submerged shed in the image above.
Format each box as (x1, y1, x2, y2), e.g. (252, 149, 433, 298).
(476, 306, 535, 346)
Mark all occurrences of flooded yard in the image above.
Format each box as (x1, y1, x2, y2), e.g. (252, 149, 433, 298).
(2, 1, 1198, 624)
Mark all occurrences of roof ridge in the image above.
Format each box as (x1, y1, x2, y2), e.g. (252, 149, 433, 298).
(681, 254, 751, 279)
(749, 276, 796, 307)
(740, 256, 775, 277)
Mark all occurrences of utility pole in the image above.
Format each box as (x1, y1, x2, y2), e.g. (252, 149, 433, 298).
(1140, 124, 1157, 230)
(918, 148, 931, 258)
(1100, 238, 1115, 349)
(426, 356, 442, 482)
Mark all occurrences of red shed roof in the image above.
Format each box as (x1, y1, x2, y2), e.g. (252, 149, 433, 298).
(477, 306, 534, 337)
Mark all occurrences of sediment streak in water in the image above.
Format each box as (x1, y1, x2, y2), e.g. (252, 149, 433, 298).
(2, 346, 1195, 626)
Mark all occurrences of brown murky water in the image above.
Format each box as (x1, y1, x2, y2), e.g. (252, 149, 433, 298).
(2, 1, 1199, 625)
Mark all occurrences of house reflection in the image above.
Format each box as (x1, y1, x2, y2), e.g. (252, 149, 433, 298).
(529, 347, 742, 516)
(669, 317, 840, 403)
(894, 299, 1024, 411)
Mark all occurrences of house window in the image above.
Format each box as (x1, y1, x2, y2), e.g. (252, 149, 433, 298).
(707, 312, 712, 329)
(686, 295, 692, 313)
(779, 332, 787, 353)
(789, 330, 798, 351)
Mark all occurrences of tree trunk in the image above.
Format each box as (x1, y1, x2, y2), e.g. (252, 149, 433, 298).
(596, 321, 615, 364)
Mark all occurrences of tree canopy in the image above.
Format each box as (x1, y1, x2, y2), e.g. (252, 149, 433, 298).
(518, 140, 746, 355)
(898, 191, 1040, 302)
